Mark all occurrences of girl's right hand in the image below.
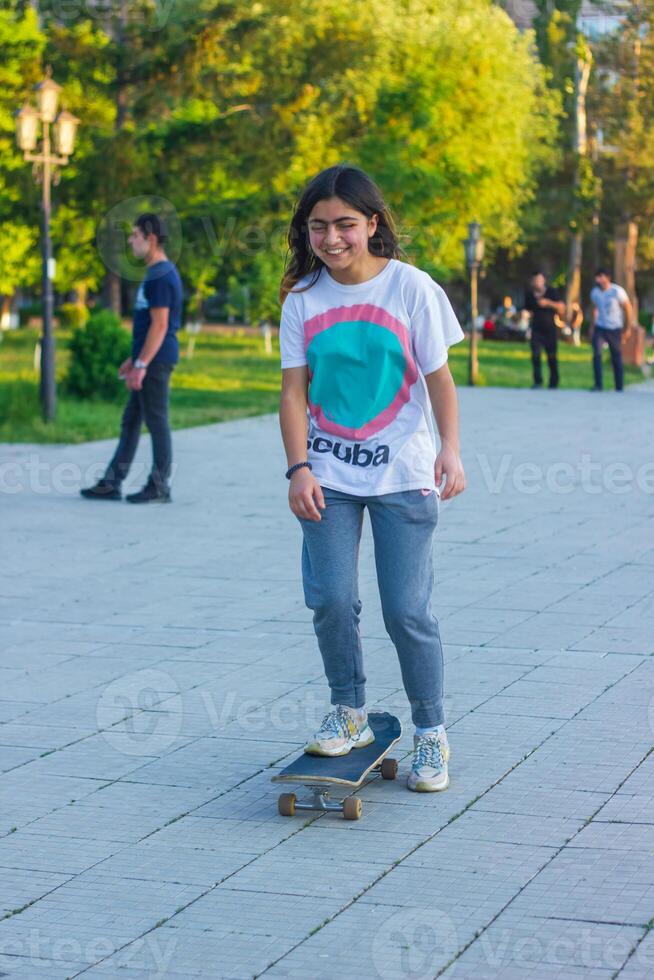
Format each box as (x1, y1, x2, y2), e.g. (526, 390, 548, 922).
(289, 469, 325, 521)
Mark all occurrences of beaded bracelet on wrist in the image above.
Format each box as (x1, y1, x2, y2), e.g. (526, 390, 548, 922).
(285, 461, 312, 480)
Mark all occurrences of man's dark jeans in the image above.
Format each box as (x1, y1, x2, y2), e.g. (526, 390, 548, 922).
(531, 327, 559, 388)
(105, 362, 174, 489)
(592, 326, 624, 390)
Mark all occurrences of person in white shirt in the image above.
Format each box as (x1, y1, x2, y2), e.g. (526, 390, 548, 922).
(590, 268, 634, 392)
(279, 164, 465, 793)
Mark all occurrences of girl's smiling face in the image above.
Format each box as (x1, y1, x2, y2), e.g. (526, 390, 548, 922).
(307, 196, 379, 275)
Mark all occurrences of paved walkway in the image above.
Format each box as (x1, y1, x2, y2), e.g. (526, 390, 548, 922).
(1, 383, 654, 979)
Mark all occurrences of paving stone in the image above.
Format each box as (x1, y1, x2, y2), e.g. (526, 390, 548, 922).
(2, 386, 654, 978)
(262, 901, 461, 979)
(0, 868, 71, 915)
(0, 873, 206, 967)
(617, 931, 654, 978)
(443, 808, 583, 848)
(595, 791, 654, 824)
(0, 831, 121, 875)
(223, 848, 384, 902)
(508, 839, 654, 926)
(471, 783, 611, 820)
(440, 910, 642, 978)
(0, 954, 89, 978)
(91, 840, 257, 885)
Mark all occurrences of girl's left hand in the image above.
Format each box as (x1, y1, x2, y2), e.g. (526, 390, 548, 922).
(434, 445, 466, 500)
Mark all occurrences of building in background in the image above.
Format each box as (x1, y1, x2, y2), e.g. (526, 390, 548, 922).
(502, 1, 626, 38)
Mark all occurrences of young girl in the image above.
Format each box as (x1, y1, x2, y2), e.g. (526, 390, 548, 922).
(278, 165, 465, 792)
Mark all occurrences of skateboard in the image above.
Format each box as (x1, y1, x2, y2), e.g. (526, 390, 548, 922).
(272, 711, 402, 820)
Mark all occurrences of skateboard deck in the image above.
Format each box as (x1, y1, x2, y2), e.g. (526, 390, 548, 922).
(272, 711, 402, 820)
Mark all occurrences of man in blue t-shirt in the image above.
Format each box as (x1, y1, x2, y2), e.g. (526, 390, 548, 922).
(81, 213, 183, 503)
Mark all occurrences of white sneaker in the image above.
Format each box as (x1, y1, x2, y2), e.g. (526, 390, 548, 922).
(304, 705, 375, 757)
(407, 731, 450, 792)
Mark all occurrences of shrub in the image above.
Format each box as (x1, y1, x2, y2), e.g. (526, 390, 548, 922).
(66, 309, 131, 401)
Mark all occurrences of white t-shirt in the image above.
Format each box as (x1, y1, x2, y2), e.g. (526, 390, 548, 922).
(280, 258, 464, 496)
(591, 283, 629, 330)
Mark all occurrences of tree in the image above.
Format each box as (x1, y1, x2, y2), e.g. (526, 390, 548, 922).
(0, 5, 44, 319)
(518, 0, 588, 295)
(591, 1, 654, 289)
(359, 0, 558, 279)
(7, 0, 560, 324)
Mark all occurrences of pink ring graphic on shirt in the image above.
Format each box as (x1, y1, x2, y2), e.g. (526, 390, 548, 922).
(304, 303, 418, 440)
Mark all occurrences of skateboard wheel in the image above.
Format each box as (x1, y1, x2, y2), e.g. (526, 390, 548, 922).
(380, 757, 398, 780)
(343, 796, 362, 821)
(278, 793, 296, 817)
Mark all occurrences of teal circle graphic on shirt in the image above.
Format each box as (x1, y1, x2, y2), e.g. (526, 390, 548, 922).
(306, 320, 407, 430)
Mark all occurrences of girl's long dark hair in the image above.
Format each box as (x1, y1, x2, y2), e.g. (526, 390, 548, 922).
(279, 165, 402, 303)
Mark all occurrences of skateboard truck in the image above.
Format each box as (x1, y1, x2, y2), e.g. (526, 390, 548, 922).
(294, 785, 346, 813)
(277, 757, 399, 821)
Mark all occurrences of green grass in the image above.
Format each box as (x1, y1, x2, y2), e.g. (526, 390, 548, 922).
(448, 335, 643, 390)
(0, 327, 281, 444)
(0, 326, 643, 444)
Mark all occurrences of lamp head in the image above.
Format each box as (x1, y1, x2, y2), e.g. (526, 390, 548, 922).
(35, 74, 62, 123)
(15, 104, 39, 152)
(54, 110, 80, 157)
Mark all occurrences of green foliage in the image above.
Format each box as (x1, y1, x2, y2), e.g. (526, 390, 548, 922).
(57, 302, 89, 329)
(65, 308, 131, 401)
(3, 0, 560, 317)
(37, 0, 557, 313)
(590, 1, 654, 266)
(533, 0, 582, 101)
(0, 5, 44, 295)
(570, 154, 601, 230)
(359, 1, 559, 277)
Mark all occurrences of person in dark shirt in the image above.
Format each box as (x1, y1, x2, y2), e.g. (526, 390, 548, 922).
(81, 213, 183, 503)
(523, 271, 565, 389)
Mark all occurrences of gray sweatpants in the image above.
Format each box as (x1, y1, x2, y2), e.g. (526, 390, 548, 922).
(298, 486, 444, 728)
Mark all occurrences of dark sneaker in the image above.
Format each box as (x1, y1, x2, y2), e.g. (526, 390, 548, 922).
(126, 480, 171, 504)
(530, 383, 543, 390)
(589, 386, 603, 392)
(80, 480, 122, 500)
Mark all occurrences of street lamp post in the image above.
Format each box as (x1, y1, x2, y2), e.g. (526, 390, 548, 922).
(463, 221, 485, 386)
(15, 70, 79, 421)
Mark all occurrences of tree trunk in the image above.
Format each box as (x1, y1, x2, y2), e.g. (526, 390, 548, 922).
(74, 282, 88, 311)
(104, 0, 129, 317)
(614, 220, 638, 315)
(615, 220, 644, 366)
(567, 232, 583, 316)
(566, 48, 592, 317)
(1, 293, 12, 330)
